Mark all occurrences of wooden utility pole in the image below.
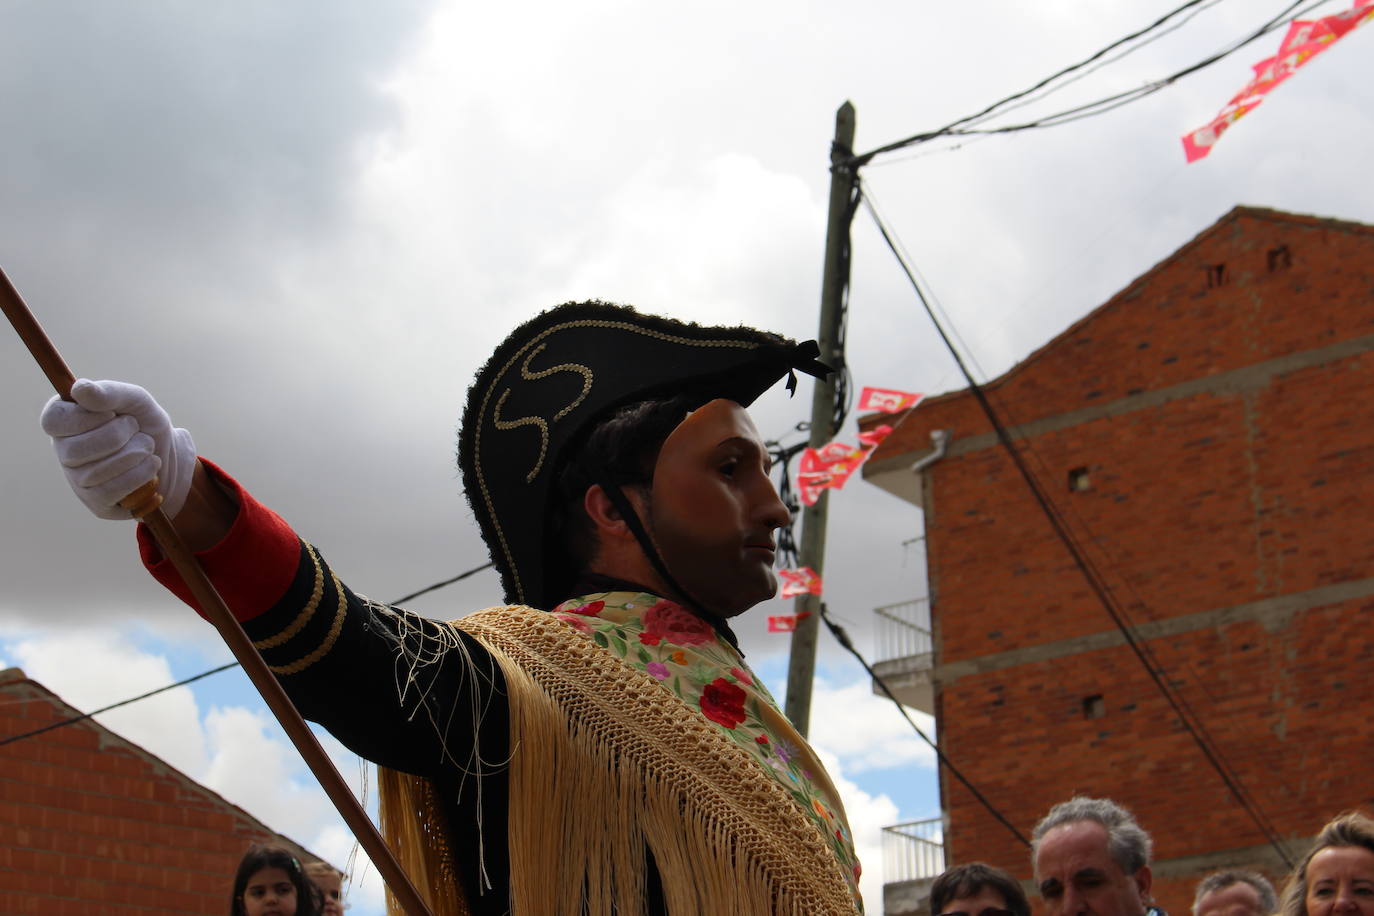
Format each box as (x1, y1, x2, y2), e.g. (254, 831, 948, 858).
(784, 101, 857, 736)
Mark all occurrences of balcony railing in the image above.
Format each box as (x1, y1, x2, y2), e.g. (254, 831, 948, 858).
(882, 816, 946, 884)
(874, 597, 932, 664)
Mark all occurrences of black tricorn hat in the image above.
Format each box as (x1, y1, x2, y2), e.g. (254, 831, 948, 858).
(458, 300, 829, 609)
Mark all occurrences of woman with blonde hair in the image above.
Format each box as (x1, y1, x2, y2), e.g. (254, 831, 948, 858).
(1280, 811, 1374, 916)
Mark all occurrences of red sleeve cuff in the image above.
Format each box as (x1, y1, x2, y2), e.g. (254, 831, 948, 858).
(137, 459, 302, 622)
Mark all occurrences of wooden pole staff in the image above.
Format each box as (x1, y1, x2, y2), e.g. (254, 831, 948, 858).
(0, 266, 435, 916)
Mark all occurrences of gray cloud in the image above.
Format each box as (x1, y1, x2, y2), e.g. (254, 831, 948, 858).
(2, 0, 1371, 699)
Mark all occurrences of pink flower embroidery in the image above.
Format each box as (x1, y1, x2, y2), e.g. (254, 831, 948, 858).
(642, 600, 714, 647)
(730, 666, 753, 686)
(646, 662, 669, 681)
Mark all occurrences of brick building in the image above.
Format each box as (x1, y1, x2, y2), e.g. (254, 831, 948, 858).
(862, 206, 1374, 915)
(0, 666, 326, 915)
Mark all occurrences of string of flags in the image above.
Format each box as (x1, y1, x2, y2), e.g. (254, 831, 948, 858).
(1182, 0, 1374, 162)
(797, 386, 922, 507)
(770, 386, 923, 633)
(778, 567, 824, 598)
(768, 612, 811, 633)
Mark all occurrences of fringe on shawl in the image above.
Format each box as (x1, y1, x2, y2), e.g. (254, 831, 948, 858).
(466, 607, 860, 916)
(378, 765, 471, 916)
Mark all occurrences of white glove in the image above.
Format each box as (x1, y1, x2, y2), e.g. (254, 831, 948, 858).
(40, 379, 197, 520)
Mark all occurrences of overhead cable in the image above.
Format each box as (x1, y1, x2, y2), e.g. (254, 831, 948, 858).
(0, 559, 496, 748)
(851, 0, 1319, 166)
(819, 604, 1031, 848)
(858, 180, 1297, 868)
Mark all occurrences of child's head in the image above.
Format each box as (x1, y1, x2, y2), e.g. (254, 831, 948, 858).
(230, 845, 321, 916)
(303, 861, 346, 916)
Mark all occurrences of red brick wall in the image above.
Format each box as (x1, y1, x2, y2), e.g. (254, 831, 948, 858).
(0, 674, 308, 915)
(867, 209, 1374, 916)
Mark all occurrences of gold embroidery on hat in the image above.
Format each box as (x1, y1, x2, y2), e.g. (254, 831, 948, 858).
(477, 319, 761, 603)
(492, 344, 594, 483)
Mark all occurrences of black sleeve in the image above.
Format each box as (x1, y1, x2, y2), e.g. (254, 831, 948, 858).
(240, 539, 515, 913)
(239, 539, 510, 781)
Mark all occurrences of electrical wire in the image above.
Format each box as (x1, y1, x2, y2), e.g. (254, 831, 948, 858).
(0, 560, 496, 748)
(858, 181, 1297, 868)
(851, 0, 1321, 166)
(386, 560, 493, 605)
(819, 603, 1031, 848)
(955, 0, 1231, 131)
(943, 0, 1220, 133)
(0, 662, 239, 749)
(767, 220, 1033, 851)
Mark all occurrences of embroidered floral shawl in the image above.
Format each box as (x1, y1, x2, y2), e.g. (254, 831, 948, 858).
(379, 592, 863, 916)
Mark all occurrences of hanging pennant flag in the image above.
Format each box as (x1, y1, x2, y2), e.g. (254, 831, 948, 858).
(1182, 0, 1374, 162)
(858, 424, 895, 449)
(768, 612, 812, 633)
(796, 424, 895, 506)
(858, 386, 924, 414)
(778, 567, 824, 598)
(1181, 101, 1262, 163)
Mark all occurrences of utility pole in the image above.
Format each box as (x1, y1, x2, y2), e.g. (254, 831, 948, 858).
(784, 101, 858, 736)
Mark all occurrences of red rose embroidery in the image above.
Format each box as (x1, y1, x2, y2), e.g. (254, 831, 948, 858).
(553, 613, 592, 634)
(642, 600, 714, 646)
(638, 632, 661, 646)
(755, 734, 770, 745)
(699, 678, 747, 729)
(564, 600, 605, 617)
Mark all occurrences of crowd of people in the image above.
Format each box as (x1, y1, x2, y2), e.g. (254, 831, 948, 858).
(930, 797, 1374, 916)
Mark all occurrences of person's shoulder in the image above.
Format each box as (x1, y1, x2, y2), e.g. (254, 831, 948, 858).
(453, 604, 547, 628)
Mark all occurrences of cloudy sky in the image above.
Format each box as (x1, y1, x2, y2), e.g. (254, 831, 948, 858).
(1, 1, 1371, 912)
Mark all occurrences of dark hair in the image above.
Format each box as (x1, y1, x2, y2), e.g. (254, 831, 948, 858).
(544, 394, 697, 600)
(230, 844, 322, 916)
(1280, 811, 1374, 916)
(930, 862, 1032, 916)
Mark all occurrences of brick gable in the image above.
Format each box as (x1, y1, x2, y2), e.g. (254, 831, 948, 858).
(0, 667, 327, 915)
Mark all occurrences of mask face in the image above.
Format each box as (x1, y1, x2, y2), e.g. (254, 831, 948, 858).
(647, 399, 790, 618)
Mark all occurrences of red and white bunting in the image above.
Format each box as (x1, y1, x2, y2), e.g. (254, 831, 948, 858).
(778, 567, 824, 599)
(1182, 0, 1374, 162)
(796, 424, 894, 506)
(858, 386, 923, 414)
(767, 612, 812, 633)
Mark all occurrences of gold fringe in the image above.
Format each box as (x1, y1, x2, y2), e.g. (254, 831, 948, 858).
(376, 604, 860, 915)
(379, 765, 472, 916)
(464, 606, 860, 916)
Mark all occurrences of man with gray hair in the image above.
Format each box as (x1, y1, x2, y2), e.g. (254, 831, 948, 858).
(1032, 796, 1157, 916)
(1193, 871, 1277, 916)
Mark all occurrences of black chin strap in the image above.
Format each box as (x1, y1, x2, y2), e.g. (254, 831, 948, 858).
(596, 476, 742, 654)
